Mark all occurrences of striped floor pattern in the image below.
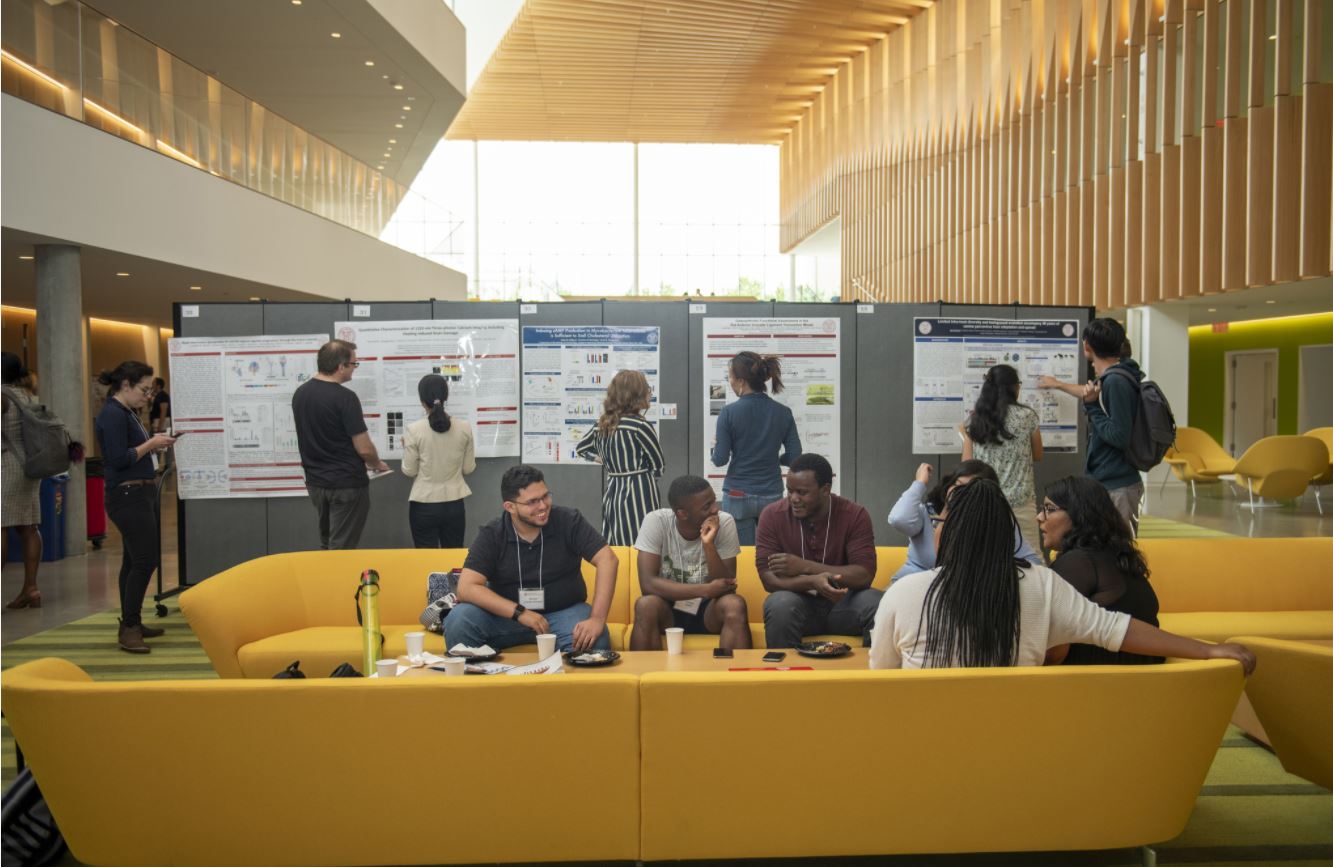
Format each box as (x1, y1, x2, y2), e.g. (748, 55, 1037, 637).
(1138, 515, 1235, 539)
(2, 605, 1329, 866)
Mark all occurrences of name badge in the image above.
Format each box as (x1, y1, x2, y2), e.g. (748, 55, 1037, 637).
(673, 597, 703, 616)
(519, 588, 546, 611)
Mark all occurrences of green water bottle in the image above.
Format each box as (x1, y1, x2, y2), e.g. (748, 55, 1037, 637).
(358, 569, 381, 675)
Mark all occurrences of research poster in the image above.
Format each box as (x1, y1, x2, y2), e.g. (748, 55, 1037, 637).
(168, 334, 327, 499)
(333, 319, 520, 459)
(911, 317, 1082, 453)
(521, 325, 661, 464)
(702, 317, 842, 494)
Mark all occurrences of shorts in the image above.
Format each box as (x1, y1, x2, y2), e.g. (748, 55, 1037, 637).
(669, 598, 713, 634)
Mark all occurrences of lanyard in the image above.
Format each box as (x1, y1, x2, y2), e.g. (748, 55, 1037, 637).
(512, 521, 544, 591)
(797, 498, 835, 565)
(666, 512, 705, 583)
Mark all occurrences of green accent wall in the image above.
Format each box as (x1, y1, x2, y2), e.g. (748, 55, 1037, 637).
(1189, 312, 1333, 444)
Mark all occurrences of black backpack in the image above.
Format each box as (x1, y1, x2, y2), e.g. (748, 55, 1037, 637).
(1099, 367, 1177, 471)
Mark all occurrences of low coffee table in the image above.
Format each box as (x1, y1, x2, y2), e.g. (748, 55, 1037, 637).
(400, 648, 870, 677)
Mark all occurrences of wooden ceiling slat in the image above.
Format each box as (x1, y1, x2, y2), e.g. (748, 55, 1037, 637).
(447, 0, 932, 143)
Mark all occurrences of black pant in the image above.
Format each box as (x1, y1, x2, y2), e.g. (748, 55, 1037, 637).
(408, 499, 466, 548)
(105, 483, 159, 627)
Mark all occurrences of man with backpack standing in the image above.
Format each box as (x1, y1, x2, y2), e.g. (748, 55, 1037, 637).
(1079, 318, 1151, 534)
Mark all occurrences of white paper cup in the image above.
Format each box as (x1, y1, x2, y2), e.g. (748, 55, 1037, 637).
(665, 627, 684, 655)
(375, 659, 398, 679)
(442, 657, 465, 677)
(537, 633, 557, 660)
(404, 631, 425, 660)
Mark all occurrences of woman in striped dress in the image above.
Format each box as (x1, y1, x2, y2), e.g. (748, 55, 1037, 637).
(575, 370, 664, 546)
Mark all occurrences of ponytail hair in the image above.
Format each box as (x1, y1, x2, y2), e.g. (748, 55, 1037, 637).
(418, 374, 452, 433)
(97, 360, 153, 395)
(729, 351, 784, 394)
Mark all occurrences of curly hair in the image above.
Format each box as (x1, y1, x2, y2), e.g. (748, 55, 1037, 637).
(595, 369, 651, 434)
(1043, 476, 1150, 583)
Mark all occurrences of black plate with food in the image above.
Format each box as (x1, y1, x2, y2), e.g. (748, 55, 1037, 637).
(563, 649, 621, 667)
(795, 641, 852, 659)
(446, 648, 500, 662)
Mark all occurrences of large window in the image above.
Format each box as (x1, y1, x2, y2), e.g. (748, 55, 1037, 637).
(394, 140, 822, 301)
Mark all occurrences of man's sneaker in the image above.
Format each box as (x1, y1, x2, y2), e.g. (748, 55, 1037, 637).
(118, 621, 150, 654)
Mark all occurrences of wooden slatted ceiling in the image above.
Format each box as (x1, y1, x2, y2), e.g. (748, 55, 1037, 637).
(445, 0, 934, 143)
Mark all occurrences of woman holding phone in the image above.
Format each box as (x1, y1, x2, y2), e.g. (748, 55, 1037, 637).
(95, 361, 176, 654)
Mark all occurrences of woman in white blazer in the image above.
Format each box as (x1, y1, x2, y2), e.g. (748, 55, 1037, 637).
(402, 374, 475, 547)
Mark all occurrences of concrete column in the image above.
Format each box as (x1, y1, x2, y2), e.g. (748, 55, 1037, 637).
(1128, 304, 1191, 428)
(35, 244, 88, 557)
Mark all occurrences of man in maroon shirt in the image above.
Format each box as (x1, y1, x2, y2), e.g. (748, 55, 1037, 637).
(755, 453, 881, 648)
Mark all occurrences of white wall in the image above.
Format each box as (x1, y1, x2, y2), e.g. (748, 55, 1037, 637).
(1, 96, 467, 302)
(1128, 303, 1191, 429)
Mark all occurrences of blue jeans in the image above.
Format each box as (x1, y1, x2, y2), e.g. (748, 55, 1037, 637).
(443, 601, 611, 652)
(722, 491, 783, 545)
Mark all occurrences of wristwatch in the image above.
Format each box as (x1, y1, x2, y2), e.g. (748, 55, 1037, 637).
(511, 603, 527, 622)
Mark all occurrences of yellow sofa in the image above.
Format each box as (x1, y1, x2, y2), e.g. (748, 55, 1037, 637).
(1141, 538, 1333, 642)
(1, 658, 641, 867)
(640, 661, 1243, 861)
(1228, 636, 1333, 790)
(3, 657, 1244, 866)
(180, 548, 631, 678)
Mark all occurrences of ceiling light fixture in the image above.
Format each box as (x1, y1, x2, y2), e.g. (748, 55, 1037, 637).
(330, 32, 341, 38)
(388, 138, 397, 144)
(291, 0, 301, 5)
(18, 254, 34, 260)
(1, 49, 69, 90)
(402, 105, 411, 111)
(394, 123, 403, 128)
(365, 60, 375, 67)
(393, 84, 404, 91)
(377, 165, 384, 170)
(1269, 34, 1277, 40)
(1266, 299, 1277, 304)
(190, 285, 202, 291)
(1207, 307, 1217, 312)
(249, 296, 261, 301)
(116, 272, 130, 277)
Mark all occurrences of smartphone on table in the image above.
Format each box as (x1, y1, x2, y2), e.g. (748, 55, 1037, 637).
(712, 647, 733, 659)
(761, 651, 786, 663)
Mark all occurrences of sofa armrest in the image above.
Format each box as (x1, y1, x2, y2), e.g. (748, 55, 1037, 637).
(180, 556, 307, 678)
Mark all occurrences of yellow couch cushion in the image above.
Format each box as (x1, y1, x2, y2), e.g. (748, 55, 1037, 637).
(1231, 636, 1333, 790)
(1140, 538, 1333, 612)
(1158, 611, 1333, 643)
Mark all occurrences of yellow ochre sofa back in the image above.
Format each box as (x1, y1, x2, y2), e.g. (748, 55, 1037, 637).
(0, 658, 641, 867)
(1, 657, 1245, 866)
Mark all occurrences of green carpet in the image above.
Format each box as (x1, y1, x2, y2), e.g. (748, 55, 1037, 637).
(1138, 515, 1235, 539)
(2, 604, 1330, 866)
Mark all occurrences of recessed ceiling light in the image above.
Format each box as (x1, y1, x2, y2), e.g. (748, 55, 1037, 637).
(393, 84, 404, 91)
(291, 0, 301, 5)
(383, 152, 390, 158)
(388, 138, 397, 144)
(407, 96, 415, 101)
(18, 254, 33, 260)
(116, 271, 130, 277)
(395, 123, 403, 128)
(381, 74, 389, 80)
(189, 285, 202, 291)
(249, 296, 260, 301)
(402, 105, 411, 111)
(1266, 299, 1277, 304)
(377, 165, 384, 170)
(330, 32, 341, 38)
(365, 60, 375, 67)
(1207, 307, 1217, 312)
(1269, 34, 1277, 40)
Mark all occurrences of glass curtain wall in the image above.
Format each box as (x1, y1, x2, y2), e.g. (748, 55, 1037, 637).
(393, 140, 820, 301)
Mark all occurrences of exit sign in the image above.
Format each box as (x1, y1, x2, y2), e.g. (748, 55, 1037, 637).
(1212, 322, 1229, 333)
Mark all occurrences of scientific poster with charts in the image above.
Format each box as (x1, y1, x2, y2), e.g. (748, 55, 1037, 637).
(168, 334, 327, 499)
(911, 317, 1082, 454)
(521, 326, 661, 464)
(702, 318, 842, 494)
(332, 319, 520, 459)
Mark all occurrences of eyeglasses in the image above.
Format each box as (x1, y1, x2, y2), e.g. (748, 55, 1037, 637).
(1037, 503, 1064, 517)
(511, 491, 552, 508)
(343, 361, 360, 368)
(135, 385, 153, 396)
(928, 514, 947, 526)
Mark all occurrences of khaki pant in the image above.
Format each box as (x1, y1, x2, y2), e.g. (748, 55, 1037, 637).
(1108, 482, 1144, 537)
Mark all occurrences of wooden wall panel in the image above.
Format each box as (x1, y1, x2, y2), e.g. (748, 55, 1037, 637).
(779, 0, 1333, 305)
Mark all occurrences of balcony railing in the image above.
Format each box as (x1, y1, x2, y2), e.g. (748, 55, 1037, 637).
(2, 0, 459, 253)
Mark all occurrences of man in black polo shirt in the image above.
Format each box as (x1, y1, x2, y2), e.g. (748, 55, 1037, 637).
(446, 464, 618, 653)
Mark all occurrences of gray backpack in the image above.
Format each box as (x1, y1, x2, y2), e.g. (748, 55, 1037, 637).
(2, 387, 71, 479)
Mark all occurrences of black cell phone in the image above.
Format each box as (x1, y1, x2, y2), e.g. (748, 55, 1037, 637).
(761, 651, 786, 663)
(712, 647, 734, 659)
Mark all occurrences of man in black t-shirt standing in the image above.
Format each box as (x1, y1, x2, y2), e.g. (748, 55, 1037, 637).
(446, 464, 618, 653)
(291, 339, 389, 549)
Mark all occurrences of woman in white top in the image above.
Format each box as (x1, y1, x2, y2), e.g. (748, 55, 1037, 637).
(868, 479, 1255, 673)
(961, 364, 1043, 554)
(402, 374, 475, 548)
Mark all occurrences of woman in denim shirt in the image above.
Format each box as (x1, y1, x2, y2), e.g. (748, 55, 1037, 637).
(709, 351, 801, 545)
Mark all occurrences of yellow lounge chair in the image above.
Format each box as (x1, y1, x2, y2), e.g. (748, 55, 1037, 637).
(1229, 435, 1330, 511)
(1302, 427, 1333, 515)
(1161, 426, 1237, 499)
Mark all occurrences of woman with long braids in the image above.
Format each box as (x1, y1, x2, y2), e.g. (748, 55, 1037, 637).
(402, 373, 475, 547)
(1038, 475, 1162, 665)
(576, 369, 664, 545)
(961, 364, 1042, 553)
(868, 480, 1255, 673)
(710, 351, 801, 545)
(886, 459, 1041, 582)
